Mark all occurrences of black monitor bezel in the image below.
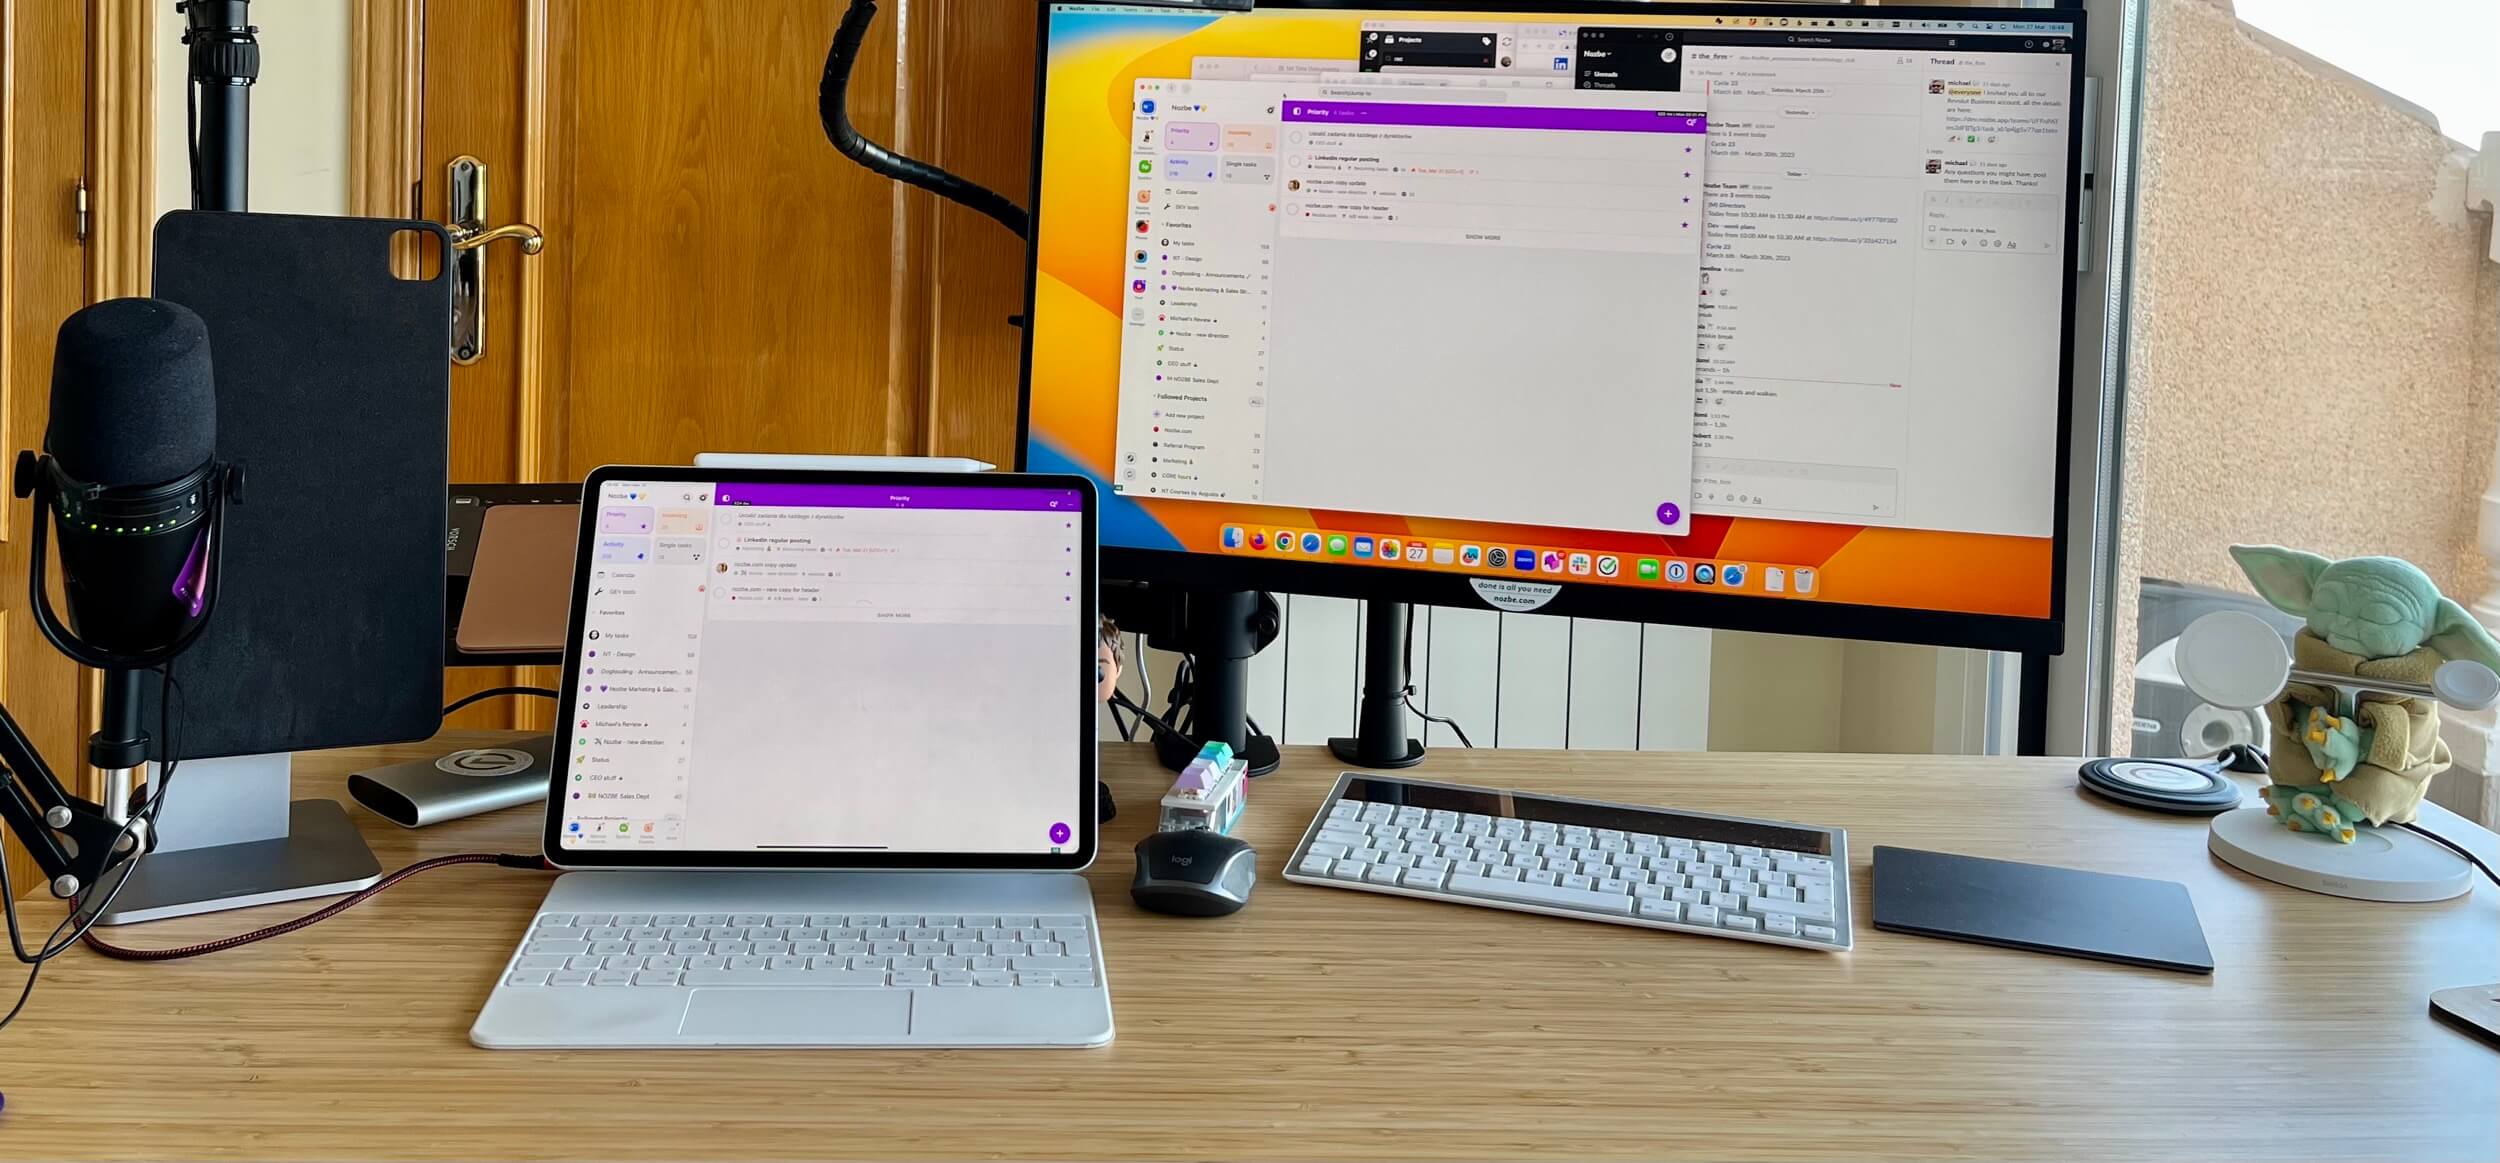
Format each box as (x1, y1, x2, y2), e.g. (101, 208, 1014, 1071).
(1017, 0, 2084, 656)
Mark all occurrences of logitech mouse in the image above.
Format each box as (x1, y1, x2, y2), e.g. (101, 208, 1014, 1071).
(1131, 830, 1257, 916)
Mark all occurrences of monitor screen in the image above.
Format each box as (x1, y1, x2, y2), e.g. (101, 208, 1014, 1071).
(550, 470, 1098, 869)
(1020, 2, 2083, 651)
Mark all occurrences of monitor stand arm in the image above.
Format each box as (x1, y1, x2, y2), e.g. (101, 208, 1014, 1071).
(1330, 600, 1427, 770)
(1152, 590, 1281, 778)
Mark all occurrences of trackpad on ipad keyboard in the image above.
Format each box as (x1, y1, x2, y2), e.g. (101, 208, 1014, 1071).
(680, 990, 911, 1042)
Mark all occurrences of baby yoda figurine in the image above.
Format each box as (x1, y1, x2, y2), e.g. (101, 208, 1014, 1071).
(2230, 546, 2500, 842)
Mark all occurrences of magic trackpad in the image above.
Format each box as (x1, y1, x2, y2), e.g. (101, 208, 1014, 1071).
(679, 990, 911, 1042)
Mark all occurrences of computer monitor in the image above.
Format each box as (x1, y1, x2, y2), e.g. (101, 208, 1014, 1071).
(1021, 0, 2083, 649)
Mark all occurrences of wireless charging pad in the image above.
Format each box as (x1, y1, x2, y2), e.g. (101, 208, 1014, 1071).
(2077, 759, 2244, 815)
(2209, 802, 2475, 902)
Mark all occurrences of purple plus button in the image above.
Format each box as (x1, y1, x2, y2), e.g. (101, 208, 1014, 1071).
(1049, 822, 1073, 846)
(1655, 502, 1683, 526)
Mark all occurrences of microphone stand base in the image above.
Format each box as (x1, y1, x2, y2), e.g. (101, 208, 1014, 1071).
(91, 798, 381, 926)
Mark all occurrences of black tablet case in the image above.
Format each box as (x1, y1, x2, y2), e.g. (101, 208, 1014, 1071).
(148, 212, 451, 759)
(1871, 846, 2215, 975)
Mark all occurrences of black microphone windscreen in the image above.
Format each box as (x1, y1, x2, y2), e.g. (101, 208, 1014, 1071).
(47, 298, 217, 487)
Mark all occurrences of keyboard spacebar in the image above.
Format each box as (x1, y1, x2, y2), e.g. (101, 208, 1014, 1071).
(682, 969, 888, 988)
(1446, 874, 1635, 916)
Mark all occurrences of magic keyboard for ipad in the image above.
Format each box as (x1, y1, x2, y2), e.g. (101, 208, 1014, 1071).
(1282, 773, 1852, 951)
(498, 912, 1101, 990)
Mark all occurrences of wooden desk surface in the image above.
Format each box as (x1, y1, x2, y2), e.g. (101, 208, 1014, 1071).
(6, 737, 2495, 1161)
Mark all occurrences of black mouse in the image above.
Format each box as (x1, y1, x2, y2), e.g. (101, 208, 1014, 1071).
(1131, 830, 1257, 916)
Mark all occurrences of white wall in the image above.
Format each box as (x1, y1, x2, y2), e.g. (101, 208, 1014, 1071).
(155, 0, 352, 220)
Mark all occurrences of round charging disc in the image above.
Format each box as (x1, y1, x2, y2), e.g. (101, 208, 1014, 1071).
(2078, 759, 2242, 814)
(2176, 611, 2292, 710)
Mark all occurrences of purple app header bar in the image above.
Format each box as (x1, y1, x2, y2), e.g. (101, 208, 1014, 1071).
(1282, 101, 1705, 135)
(714, 483, 1084, 512)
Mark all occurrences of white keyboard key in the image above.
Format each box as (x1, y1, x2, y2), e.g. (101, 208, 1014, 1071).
(549, 970, 591, 986)
(686, 968, 886, 988)
(1722, 914, 1760, 933)
(565, 956, 603, 970)
(973, 971, 1013, 988)
(1634, 883, 1668, 900)
(1744, 895, 1835, 923)
(1562, 875, 1594, 891)
(590, 941, 630, 955)
(1299, 856, 1336, 879)
(1055, 971, 1098, 988)
(1399, 867, 1446, 891)
(575, 913, 614, 926)
(1800, 880, 1834, 905)
(1637, 899, 1682, 923)
(1596, 878, 1629, 895)
(890, 971, 936, 987)
(1526, 869, 1559, 887)
(505, 971, 551, 987)
(1803, 924, 1839, 943)
(1764, 914, 1799, 936)
(537, 914, 575, 927)
(1307, 841, 1352, 860)
(1710, 892, 1744, 911)
(523, 939, 589, 956)
(1416, 857, 1451, 873)
(530, 926, 585, 941)
(616, 914, 654, 927)
(589, 970, 634, 987)
(1671, 887, 1703, 905)
(1685, 904, 1720, 926)
(1366, 864, 1403, 886)
(1487, 865, 1524, 882)
(1690, 877, 1724, 895)
(1332, 860, 1370, 882)
(515, 955, 569, 971)
(630, 971, 680, 986)
(601, 955, 639, 970)
(1446, 873, 1635, 916)
(1755, 870, 1789, 889)
(1756, 884, 1799, 903)
(936, 971, 974, 987)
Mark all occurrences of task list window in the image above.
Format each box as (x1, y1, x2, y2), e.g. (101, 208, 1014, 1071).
(1259, 87, 1709, 535)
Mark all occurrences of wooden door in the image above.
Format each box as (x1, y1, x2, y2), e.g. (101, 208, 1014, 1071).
(2, 0, 139, 897)
(359, 0, 1035, 729)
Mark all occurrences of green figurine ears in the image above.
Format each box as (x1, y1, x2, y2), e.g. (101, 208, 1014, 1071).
(2229, 544, 2500, 669)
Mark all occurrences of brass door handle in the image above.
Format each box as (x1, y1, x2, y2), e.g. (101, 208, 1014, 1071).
(447, 155, 545, 364)
(450, 223, 545, 255)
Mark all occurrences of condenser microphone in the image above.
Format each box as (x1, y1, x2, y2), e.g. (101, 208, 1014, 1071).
(15, 298, 233, 666)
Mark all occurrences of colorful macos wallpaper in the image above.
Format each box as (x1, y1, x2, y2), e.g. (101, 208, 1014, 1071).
(1022, 5, 2064, 621)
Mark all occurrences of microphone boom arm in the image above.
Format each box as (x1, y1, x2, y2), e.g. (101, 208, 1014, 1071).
(0, 698, 128, 898)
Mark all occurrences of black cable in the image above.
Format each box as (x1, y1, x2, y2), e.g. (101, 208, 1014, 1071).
(443, 686, 562, 718)
(1406, 694, 1475, 748)
(819, 0, 1030, 240)
(1397, 604, 1474, 747)
(2401, 822, 2500, 888)
(1111, 690, 1192, 748)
